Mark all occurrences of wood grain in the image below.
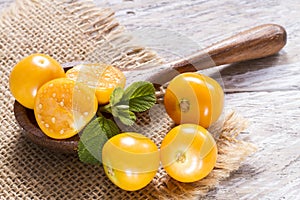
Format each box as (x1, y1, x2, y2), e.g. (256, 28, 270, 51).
(146, 24, 287, 87)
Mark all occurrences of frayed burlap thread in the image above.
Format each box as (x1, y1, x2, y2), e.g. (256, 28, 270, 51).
(0, 0, 256, 199)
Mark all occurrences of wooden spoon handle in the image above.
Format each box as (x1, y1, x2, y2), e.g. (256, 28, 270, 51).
(146, 24, 286, 87)
(172, 24, 287, 73)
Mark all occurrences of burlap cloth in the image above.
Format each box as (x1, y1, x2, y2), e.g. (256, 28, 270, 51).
(0, 0, 256, 199)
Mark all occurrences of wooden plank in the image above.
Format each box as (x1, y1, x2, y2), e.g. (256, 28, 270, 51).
(211, 91, 300, 199)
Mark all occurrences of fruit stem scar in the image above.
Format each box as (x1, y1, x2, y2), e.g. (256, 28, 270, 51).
(179, 99, 190, 113)
(39, 58, 45, 64)
(176, 152, 186, 163)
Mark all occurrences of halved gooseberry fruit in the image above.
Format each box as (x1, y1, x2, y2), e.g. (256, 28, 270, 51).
(34, 78, 98, 139)
(66, 63, 126, 105)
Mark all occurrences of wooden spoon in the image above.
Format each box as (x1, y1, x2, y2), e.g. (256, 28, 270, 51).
(14, 24, 287, 154)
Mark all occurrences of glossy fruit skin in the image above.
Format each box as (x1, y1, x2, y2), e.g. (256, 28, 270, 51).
(164, 72, 224, 128)
(160, 124, 217, 183)
(102, 132, 160, 191)
(66, 63, 126, 105)
(34, 78, 98, 139)
(9, 53, 66, 109)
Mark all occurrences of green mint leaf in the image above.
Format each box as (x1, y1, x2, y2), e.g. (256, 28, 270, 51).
(112, 106, 136, 126)
(110, 87, 124, 106)
(77, 116, 119, 164)
(98, 115, 120, 138)
(99, 81, 155, 127)
(78, 140, 100, 165)
(123, 81, 156, 112)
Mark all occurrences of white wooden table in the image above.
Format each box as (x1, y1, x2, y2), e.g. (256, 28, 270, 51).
(1, 0, 299, 199)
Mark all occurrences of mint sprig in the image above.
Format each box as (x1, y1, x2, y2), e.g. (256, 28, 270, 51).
(101, 81, 156, 126)
(123, 81, 156, 112)
(78, 81, 156, 164)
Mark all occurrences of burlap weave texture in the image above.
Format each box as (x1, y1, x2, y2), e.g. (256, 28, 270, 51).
(0, 0, 256, 199)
